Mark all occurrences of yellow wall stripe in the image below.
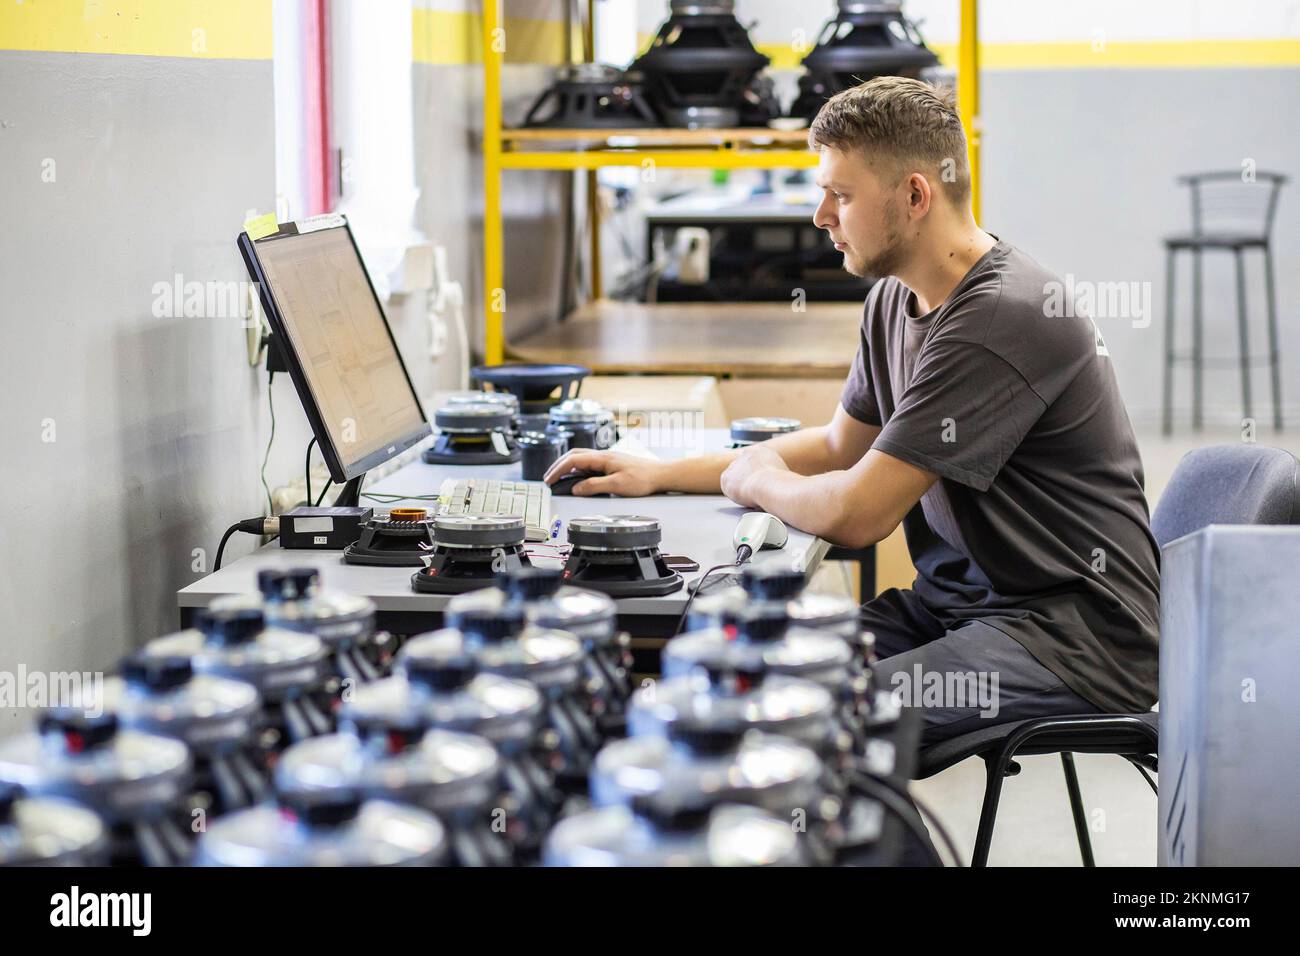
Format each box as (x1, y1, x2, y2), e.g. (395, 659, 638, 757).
(413, 8, 582, 66)
(929, 38, 1300, 70)
(659, 35, 1300, 73)
(0, 0, 271, 60)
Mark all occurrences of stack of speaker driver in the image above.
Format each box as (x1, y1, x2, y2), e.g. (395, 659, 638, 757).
(424, 400, 520, 465)
(667, 565, 891, 756)
(195, 738, 449, 867)
(496, 568, 634, 736)
(626, 662, 886, 863)
(631, 0, 773, 129)
(563, 515, 683, 597)
(102, 652, 270, 815)
(344, 507, 436, 567)
(257, 568, 387, 684)
(145, 605, 331, 748)
(791, 1, 941, 122)
(411, 514, 533, 595)
(0, 710, 193, 866)
(545, 790, 809, 866)
(350, 634, 562, 861)
(266, 719, 513, 867)
(439, 589, 605, 790)
(545, 713, 825, 867)
(0, 782, 108, 866)
(522, 63, 659, 129)
(686, 564, 898, 740)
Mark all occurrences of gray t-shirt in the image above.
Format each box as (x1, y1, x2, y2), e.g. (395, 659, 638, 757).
(841, 239, 1159, 714)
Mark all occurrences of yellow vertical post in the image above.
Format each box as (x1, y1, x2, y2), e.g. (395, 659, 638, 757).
(483, 0, 505, 365)
(958, 0, 981, 224)
(585, 0, 601, 301)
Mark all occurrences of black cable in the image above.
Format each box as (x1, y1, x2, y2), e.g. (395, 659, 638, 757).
(673, 559, 740, 636)
(213, 524, 239, 573)
(304, 436, 317, 505)
(313, 478, 333, 508)
(213, 517, 275, 572)
(866, 770, 964, 866)
(847, 769, 947, 867)
(260, 370, 277, 515)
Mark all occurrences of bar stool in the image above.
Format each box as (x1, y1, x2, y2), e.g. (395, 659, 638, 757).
(1161, 170, 1287, 433)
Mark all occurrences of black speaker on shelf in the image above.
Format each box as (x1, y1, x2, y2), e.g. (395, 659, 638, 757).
(523, 64, 659, 129)
(631, 0, 770, 129)
(791, 1, 942, 122)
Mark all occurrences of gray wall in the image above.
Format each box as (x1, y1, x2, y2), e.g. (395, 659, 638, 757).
(0, 52, 278, 736)
(0, 49, 469, 738)
(0, 42, 566, 738)
(982, 67, 1300, 427)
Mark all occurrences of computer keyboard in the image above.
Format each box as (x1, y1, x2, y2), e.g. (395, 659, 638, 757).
(437, 478, 553, 541)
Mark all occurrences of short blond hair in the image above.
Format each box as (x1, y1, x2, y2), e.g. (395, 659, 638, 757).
(809, 76, 970, 205)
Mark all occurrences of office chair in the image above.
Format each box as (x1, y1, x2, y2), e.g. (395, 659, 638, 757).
(1161, 170, 1288, 434)
(913, 444, 1300, 866)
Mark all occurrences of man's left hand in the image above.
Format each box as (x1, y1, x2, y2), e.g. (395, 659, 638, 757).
(720, 444, 791, 509)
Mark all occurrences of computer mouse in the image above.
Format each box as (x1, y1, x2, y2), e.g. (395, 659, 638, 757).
(549, 470, 610, 497)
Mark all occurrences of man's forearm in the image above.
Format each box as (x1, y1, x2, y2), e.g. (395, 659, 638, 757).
(654, 425, 835, 494)
(742, 449, 936, 549)
(746, 468, 870, 546)
(757, 424, 838, 475)
(653, 450, 741, 494)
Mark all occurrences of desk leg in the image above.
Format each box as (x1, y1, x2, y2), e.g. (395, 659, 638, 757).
(825, 544, 877, 603)
(858, 545, 877, 602)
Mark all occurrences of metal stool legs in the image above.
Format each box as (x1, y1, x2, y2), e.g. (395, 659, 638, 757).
(1161, 244, 1283, 433)
(1192, 248, 1204, 430)
(1163, 248, 1176, 435)
(1234, 248, 1253, 424)
(1061, 752, 1096, 867)
(1264, 246, 1283, 430)
(972, 752, 1015, 868)
(972, 752, 1097, 867)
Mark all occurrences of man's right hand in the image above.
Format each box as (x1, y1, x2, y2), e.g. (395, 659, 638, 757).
(541, 449, 666, 498)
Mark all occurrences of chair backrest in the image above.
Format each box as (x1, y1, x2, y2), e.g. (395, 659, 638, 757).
(1177, 169, 1288, 239)
(1152, 444, 1300, 548)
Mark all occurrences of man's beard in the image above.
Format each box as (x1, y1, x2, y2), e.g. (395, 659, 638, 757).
(843, 200, 907, 279)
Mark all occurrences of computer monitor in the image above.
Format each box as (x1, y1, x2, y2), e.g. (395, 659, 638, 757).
(238, 216, 431, 504)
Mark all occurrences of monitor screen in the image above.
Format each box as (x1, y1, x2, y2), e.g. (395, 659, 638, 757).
(242, 221, 429, 482)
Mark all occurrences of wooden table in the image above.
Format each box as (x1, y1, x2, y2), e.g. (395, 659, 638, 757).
(506, 299, 863, 378)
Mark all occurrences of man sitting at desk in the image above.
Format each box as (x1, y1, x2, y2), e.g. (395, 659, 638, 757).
(543, 76, 1159, 743)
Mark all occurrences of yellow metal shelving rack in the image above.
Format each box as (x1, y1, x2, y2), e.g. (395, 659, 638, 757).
(479, 1, 980, 366)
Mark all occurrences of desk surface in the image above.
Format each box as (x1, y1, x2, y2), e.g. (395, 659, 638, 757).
(505, 300, 862, 378)
(177, 430, 831, 624)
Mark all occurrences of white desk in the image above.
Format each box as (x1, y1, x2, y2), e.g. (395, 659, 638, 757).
(176, 429, 833, 637)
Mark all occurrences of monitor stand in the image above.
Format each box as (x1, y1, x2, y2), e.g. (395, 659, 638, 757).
(334, 476, 364, 508)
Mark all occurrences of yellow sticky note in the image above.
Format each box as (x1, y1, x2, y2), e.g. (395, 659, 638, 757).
(244, 213, 279, 241)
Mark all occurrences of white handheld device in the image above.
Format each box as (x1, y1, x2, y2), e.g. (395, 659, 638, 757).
(732, 512, 788, 563)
